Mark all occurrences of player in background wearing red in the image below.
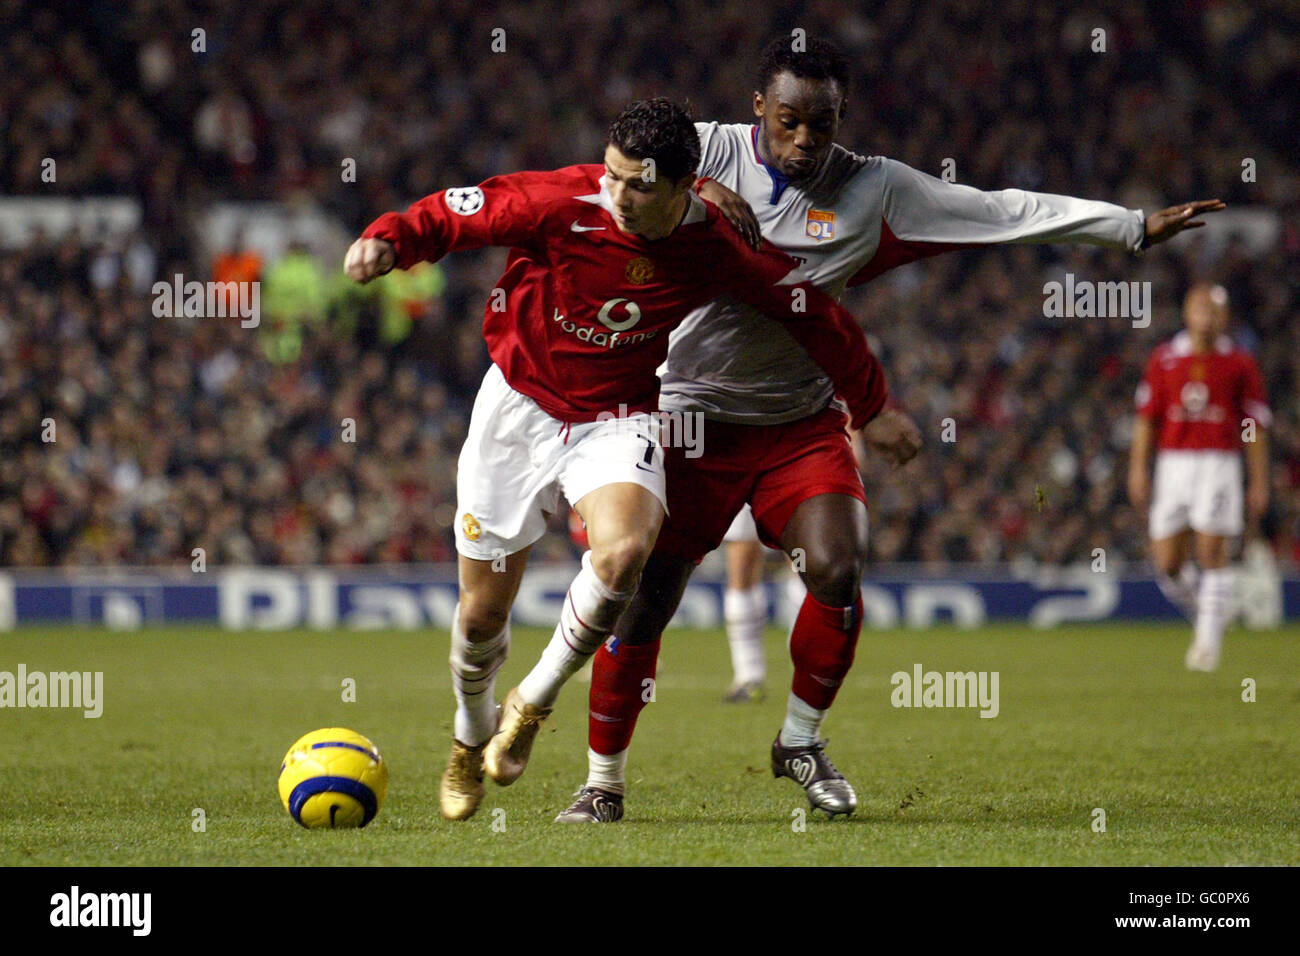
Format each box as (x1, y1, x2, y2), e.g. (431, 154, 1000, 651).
(1128, 284, 1271, 671)
(344, 98, 888, 820)
(557, 37, 1226, 824)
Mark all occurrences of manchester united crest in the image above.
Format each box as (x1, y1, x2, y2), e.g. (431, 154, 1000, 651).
(625, 257, 655, 284)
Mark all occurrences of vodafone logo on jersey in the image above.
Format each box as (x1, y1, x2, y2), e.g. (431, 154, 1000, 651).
(1175, 380, 1224, 422)
(597, 297, 641, 331)
(551, 299, 656, 349)
(1180, 381, 1209, 415)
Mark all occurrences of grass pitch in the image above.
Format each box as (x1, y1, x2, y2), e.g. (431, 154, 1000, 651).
(1, 622, 1296, 866)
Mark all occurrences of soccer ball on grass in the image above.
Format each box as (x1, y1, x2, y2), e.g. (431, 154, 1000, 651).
(278, 727, 389, 828)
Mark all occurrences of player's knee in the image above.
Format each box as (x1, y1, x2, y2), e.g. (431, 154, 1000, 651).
(590, 532, 655, 592)
(1154, 558, 1182, 578)
(804, 550, 865, 607)
(457, 600, 511, 643)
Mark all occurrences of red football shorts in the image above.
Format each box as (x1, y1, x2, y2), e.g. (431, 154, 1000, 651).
(653, 406, 866, 563)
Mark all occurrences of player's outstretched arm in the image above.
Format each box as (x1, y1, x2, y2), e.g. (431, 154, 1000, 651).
(348, 174, 545, 280)
(865, 160, 1224, 272)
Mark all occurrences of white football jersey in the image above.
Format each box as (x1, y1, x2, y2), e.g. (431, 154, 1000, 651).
(659, 122, 1147, 424)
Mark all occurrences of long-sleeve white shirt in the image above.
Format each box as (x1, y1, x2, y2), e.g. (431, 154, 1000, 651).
(659, 121, 1146, 424)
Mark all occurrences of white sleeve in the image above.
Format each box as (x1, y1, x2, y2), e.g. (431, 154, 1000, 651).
(695, 121, 732, 181)
(880, 158, 1146, 252)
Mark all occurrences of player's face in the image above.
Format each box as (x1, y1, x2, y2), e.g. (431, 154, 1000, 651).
(753, 72, 846, 181)
(1183, 287, 1229, 340)
(603, 145, 695, 240)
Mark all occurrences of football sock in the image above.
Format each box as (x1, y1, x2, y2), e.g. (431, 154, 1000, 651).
(449, 605, 508, 747)
(779, 692, 827, 749)
(585, 747, 629, 795)
(780, 592, 863, 747)
(1156, 569, 1198, 620)
(518, 551, 635, 707)
(1194, 567, 1234, 654)
(789, 591, 863, 710)
(724, 584, 768, 685)
(588, 636, 661, 765)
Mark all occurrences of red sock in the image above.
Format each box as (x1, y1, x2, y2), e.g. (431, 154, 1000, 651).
(589, 637, 661, 756)
(789, 592, 863, 710)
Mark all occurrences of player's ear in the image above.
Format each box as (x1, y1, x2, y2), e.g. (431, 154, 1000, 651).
(674, 172, 697, 196)
(753, 91, 765, 118)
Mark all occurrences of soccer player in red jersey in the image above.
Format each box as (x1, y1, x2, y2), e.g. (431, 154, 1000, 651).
(344, 98, 889, 820)
(1128, 284, 1271, 671)
(556, 37, 1226, 824)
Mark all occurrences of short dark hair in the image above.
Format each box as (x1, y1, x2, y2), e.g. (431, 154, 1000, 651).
(606, 97, 701, 184)
(755, 35, 850, 97)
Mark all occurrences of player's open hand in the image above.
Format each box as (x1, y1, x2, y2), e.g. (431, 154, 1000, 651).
(860, 408, 922, 468)
(344, 238, 396, 283)
(1143, 200, 1226, 247)
(697, 179, 762, 251)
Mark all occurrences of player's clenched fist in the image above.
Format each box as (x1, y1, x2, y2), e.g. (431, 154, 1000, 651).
(344, 238, 396, 283)
(859, 408, 922, 468)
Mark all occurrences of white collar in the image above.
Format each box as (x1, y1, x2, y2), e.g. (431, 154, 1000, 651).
(1171, 330, 1232, 355)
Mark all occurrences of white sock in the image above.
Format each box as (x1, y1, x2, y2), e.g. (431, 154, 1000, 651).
(449, 604, 509, 746)
(585, 747, 628, 795)
(724, 584, 767, 685)
(1156, 568, 1198, 620)
(779, 692, 827, 749)
(1194, 567, 1234, 654)
(518, 551, 635, 707)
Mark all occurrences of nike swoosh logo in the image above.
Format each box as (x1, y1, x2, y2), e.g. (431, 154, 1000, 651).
(570, 221, 606, 232)
(635, 462, 656, 473)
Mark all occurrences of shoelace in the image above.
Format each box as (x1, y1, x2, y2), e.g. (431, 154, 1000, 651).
(450, 747, 483, 784)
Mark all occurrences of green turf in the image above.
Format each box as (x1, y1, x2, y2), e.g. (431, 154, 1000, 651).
(1, 622, 1296, 866)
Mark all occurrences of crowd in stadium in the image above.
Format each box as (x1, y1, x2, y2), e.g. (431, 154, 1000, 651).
(2, 0, 1296, 568)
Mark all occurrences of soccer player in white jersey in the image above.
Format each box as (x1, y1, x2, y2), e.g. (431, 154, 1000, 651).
(1128, 284, 1271, 671)
(344, 98, 886, 821)
(553, 37, 1226, 824)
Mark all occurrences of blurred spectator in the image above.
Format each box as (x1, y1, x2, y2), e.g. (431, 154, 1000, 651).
(0, 0, 1294, 568)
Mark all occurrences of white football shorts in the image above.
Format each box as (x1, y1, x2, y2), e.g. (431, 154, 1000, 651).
(1149, 449, 1243, 540)
(454, 364, 668, 559)
(722, 503, 760, 544)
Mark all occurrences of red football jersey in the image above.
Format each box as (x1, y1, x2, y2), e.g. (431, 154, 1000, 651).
(361, 165, 886, 427)
(1136, 331, 1271, 451)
